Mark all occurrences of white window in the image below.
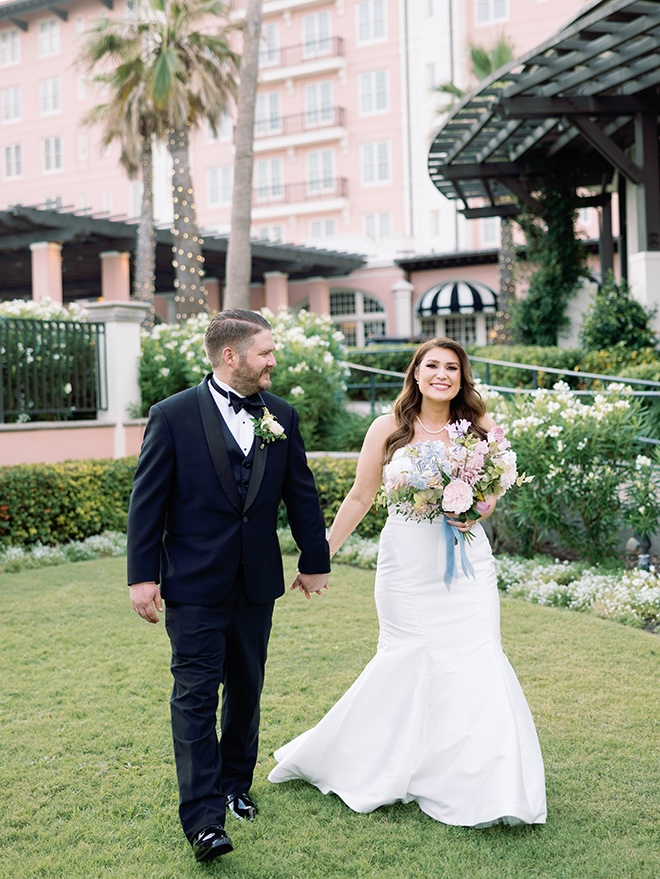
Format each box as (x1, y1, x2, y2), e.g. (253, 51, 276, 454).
(445, 315, 477, 346)
(256, 224, 283, 242)
(307, 149, 334, 195)
(361, 141, 391, 185)
(259, 22, 279, 68)
(80, 194, 91, 213)
(305, 81, 333, 127)
(43, 136, 62, 171)
(4, 143, 21, 178)
(130, 182, 142, 218)
(426, 63, 439, 90)
(103, 190, 112, 212)
(303, 11, 331, 58)
(256, 158, 283, 202)
(77, 77, 87, 101)
(78, 133, 89, 160)
(0, 29, 20, 67)
(207, 112, 232, 141)
(208, 166, 233, 206)
(357, 0, 386, 44)
(38, 19, 60, 57)
(75, 15, 85, 34)
(364, 211, 392, 241)
(2, 85, 21, 122)
(358, 71, 388, 115)
(476, 0, 508, 25)
(309, 217, 336, 239)
(44, 195, 62, 209)
(481, 216, 500, 246)
(40, 77, 61, 115)
(255, 92, 282, 136)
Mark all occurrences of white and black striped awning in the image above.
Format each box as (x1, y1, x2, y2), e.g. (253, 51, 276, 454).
(417, 280, 498, 316)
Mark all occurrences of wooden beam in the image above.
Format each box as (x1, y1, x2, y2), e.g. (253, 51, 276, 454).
(498, 95, 658, 118)
(569, 115, 644, 184)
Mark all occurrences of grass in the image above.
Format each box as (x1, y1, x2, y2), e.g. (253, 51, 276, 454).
(0, 557, 658, 879)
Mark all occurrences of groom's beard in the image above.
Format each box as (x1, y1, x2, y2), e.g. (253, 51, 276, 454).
(233, 360, 273, 396)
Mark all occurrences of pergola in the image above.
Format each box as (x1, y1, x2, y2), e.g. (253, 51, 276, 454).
(0, 206, 365, 303)
(427, 0, 660, 301)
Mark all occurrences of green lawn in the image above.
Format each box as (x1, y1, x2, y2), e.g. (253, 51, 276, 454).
(0, 557, 658, 879)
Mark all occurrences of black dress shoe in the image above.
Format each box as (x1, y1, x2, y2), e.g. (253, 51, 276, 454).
(226, 792, 258, 821)
(190, 824, 233, 862)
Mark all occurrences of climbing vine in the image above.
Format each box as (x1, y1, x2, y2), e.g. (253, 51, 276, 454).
(511, 168, 588, 346)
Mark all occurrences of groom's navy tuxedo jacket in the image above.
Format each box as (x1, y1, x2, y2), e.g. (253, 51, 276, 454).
(127, 376, 330, 606)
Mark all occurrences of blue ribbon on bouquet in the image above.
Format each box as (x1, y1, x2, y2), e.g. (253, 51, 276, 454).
(440, 517, 475, 590)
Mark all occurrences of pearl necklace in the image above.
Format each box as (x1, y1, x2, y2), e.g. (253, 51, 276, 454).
(416, 415, 450, 435)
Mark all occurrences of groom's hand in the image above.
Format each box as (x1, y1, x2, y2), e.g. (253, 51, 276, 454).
(290, 571, 329, 600)
(130, 581, 164, 623)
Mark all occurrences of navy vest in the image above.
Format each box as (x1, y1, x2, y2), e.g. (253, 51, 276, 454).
(214, 408, 256, 503)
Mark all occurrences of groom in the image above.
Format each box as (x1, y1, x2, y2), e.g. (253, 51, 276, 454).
(127, 309, 330, 863)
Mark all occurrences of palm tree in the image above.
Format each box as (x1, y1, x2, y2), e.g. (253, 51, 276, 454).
(78, 0, 239, 321)
(224, 0, 263, 311)
(435, 35, 516, 338)
(79, 27, 161, 325)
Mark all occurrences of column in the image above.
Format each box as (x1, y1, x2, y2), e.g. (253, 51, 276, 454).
(264, 271, 289, 311)
(100, 251, 131, 302)
(307, 276, 330, 316)
(29, 241, 63, 304)
(391, 279, 414, 338)
(85, 301, 151, 457)
(204, 277, 221, 313)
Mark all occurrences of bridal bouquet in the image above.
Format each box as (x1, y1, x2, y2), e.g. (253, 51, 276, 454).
(382, 420, 528, 537)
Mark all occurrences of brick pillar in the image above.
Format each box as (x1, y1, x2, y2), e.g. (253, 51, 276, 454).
(264, 271, 289, 311)
(100, 251, 131, 301)
(307, 276, 330, 316)
(204, 277, 221, 312)
(29, 241, 63, 304)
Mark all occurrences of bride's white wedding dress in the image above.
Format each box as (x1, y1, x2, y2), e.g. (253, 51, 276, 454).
(269, 446, 547, 827)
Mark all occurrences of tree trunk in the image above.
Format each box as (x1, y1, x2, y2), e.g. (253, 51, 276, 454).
(224, 0, 263, 312)
(495, 217, 516, 343)
(133, 137, 156, 328)
(169, 126, 207, 321)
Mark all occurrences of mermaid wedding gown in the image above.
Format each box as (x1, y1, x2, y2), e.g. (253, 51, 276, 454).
(269, 446, 547, 827)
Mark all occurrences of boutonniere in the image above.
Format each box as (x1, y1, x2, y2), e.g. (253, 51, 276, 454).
(252, 407, 287, 447)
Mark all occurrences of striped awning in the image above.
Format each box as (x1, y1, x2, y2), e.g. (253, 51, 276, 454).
(417, 280, 498, 316)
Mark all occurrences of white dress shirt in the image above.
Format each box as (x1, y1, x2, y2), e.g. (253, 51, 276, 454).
(208, 378, 256, 456)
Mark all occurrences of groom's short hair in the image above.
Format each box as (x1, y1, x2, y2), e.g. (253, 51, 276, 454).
(204, 309, 272, 366)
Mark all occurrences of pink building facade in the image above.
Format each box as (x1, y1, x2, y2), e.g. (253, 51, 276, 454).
(0, 0, 597, 347)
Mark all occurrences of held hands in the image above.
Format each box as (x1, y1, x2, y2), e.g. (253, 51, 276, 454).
(290, 571, 330, 600)
(130, 581, 164, 623)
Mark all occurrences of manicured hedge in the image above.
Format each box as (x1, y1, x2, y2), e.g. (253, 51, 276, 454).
(0, 455, 385, 548)
(0, 458, 137, 547)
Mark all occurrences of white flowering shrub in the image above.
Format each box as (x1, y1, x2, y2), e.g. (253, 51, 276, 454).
(487, 381, 645, 561)
(494, 555, 660, 630)
(0, 297, 88, 321)
(0, 531, 126, 573)
(138, 308, 350, 448)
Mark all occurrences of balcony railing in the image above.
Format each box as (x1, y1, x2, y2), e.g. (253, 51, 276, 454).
(254, 106, 346, 139)
(253, 177, 348, 206)
(259, 36, 345, 70)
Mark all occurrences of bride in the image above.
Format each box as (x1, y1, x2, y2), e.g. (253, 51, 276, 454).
(270, 338, 547, 828)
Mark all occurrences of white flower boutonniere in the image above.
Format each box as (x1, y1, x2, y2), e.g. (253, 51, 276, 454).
(252, 407, 287, 447)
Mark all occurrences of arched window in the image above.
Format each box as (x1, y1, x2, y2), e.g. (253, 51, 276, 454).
(329, 289, 386, 346)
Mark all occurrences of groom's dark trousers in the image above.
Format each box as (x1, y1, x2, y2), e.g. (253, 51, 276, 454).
(127, 376, 329, 840)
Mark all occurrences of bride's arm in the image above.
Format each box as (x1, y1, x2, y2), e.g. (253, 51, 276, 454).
(327, 414, 394, 558)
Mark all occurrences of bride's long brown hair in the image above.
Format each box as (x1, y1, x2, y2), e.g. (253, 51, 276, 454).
(383, 337, 488, 463)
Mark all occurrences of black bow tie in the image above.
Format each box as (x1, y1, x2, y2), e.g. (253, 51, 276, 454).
(209, 376, 264, 416)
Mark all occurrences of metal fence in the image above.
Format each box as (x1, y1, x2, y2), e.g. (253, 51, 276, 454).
(0, 318, 107, 423)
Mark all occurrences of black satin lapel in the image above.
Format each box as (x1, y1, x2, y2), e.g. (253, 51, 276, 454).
(244, 438, 268, 513)
(197, 381, 242, 513)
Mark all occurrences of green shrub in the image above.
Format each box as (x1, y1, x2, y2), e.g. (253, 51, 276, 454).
(579, 270, 657, 352)
(469, 344, 581, 390)
(344, 347, 413, 401)
(278, 456, 387, 539)
(0, 458, 136, 547)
